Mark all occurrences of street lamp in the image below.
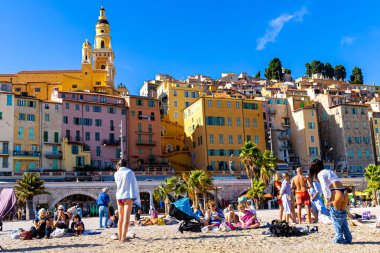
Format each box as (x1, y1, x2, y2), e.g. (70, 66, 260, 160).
(326, 147, 333, 162)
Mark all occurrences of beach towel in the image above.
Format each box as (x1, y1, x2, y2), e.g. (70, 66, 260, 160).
(282, 194, 292, 215)
(237, 210, 257, 228)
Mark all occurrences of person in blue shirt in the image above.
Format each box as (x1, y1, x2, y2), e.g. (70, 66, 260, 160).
(96, 187, 110, 228)
(31, 208, 53, 239)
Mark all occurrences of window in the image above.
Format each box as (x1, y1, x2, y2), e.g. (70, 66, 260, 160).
(85, 132, 90, 141)
(54, 132, 59, 143)
(362, 122, 367, 129)
(65, 103, 70, 109)
(63, 116, 68, 124)
(348, 137, 352, 144)
(93, 106, 102, 112)
(95, 119, 102, 126)
(363, 137, 370, 144)
(19, 113, 25, 120)
(75, 104, 80, 111)
(219, 134, 223, 144)
(209, 134, 214, 143)
(15, 88, 22, 92)
(136, 99, 144, 106)
(148, 124, 152, 132)
(173, 90, 177, 97)
(0, 112, 2, 120)
(2, 158, 8, 168)
(236, 117, 241, 126)
(121, 109, 126, 115)
(174, 101, 178, 107)
(207, 100, 212, 107)
(217, 101, 222, 108)
(245, 118, 250, 127)
(354, 121, 359, 129)
(6, 95, 12, 105)
(44, 114, 50, 122)
(346, 122, 350, 129)
(185, 102, 190, 107)
(227, 101, 231, 108)
(358, 149, 362, 158)
(28, 162, 35, 170)
(27, 114, 35, 121)
(243, 103, 258, 110)
(206, 117, 225, 126)
(108, 107, 116, 114)
(72, 84, 77, 89)
(235, 102, 240, 108)
(148, 100, 155, 107)
(376, 128, 379, 134)
(349, 148, 354, 158)
(254, 135, 259, 144)
(228, 135, 233, 144)
(311, 111, 314, 117)
(101, 40, 105, 48)
(309, 147, 318, 156)
(355, 137, 362, 144)
(311, 135, 315, 143)
(308, 122, 315, 129)
(227, 117, 232, 126)
(96, 146, 101, 157)
(52, 159, 58, 170)
(95, 132, 100, 141)
(138, 148, 142, 155)
(43, 131, 48, 142)
(131, 111, 135, 117)
(138, 123, 142, 131)
(28, 100, 36, 108)
(174, 111, 178, 119)
(185, 91, 189, 98)
(375, 119, 378, 124)
(366, 149, 370, 158)
(352, 108, 357, 115)
(28, 128, 34, 140)
(15, 161, 21, 172)
(238, 135, 242, 144)
(55, 104, 59, 111)
(72, 145, 79, 155)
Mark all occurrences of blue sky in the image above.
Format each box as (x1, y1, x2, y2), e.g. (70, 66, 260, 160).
(2, 0, 380, 94)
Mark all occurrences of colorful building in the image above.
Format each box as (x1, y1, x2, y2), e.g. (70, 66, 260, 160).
(0, 92, 14, 172)
(0, 6, 116, 101)
(41, 101, 62, 170)
(125, 96, 169, 174)
(59, 91, 127, 171)
(183, 95, 265, 175)
(13, 95, 41, 172)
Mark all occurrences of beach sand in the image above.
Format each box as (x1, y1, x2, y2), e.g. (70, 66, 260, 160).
(0, 207, 379, 253)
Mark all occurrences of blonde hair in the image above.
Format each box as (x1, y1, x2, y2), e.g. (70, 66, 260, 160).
(38, 208, 47, 216)
(207, 200, 216, 208)
(237, 203, 245, 209)
(239, 200, 247, 208)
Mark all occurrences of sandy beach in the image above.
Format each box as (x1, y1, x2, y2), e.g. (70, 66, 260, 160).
(0, 207, 379, 253)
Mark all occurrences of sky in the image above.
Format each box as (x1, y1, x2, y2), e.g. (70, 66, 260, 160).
(1, 0, 380, 94)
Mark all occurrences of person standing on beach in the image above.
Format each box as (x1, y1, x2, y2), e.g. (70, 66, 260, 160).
(274, 173, 283, 221)
(310, 159, 352, 244)
(114, 159, 141, 243)
(278, 172, 295, 223)
(291, 167, 311, 224)
(97, 187, 110, 229)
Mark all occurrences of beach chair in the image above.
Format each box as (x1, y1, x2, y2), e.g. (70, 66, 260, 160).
(169, 197, 203, 233)
(0, 188, 18, 251)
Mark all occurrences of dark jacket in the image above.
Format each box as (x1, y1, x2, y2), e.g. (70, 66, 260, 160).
(96, 192, 110, 207)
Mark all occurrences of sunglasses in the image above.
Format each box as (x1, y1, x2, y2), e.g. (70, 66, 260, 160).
(58, 209, 64, 211)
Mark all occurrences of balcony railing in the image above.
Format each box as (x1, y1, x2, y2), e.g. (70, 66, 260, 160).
(13, 151, 41, 157)
(280, 145, 291, 150)
(0, 149, 9, 155)
(136, 141, 156, 146)
(45, 152, 62, 159)
(102, 139, 121, 146)
(281, 122, 290, 127)
(289, 156, 300, 163)
(277, 133, 289, 140)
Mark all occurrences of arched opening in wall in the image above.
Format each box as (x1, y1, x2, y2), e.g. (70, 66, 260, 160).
(101, 40, 105, 48)
(101, 65, 106, 69)
(56, 194, 98, 217)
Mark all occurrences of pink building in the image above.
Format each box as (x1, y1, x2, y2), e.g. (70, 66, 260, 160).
(60, 91, 127, 170)
(125, 96, 169, 174)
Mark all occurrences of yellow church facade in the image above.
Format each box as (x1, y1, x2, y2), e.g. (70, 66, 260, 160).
(0, 6, 116, 101)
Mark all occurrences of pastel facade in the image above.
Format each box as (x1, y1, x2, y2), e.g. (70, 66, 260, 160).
(13, 95, 41, 172)
(41, 101, 62, 170)
(184, 96, 265, 174)
(0, 6, 116, 101)
(0, 92, 14, 172)
(59, 91, 127, 171)
(125, 96, 167, 172)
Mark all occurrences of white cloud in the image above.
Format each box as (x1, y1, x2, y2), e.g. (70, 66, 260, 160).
(340, 36, 356, 45)
(256, 7, 308, 51)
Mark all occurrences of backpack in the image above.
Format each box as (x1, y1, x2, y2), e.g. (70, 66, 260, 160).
(19, 230, 34, 240)
(269, 220, 302, 237)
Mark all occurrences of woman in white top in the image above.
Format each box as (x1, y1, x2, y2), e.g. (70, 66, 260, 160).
(114, 159, 140, 243)
(309, 159, 352, 244)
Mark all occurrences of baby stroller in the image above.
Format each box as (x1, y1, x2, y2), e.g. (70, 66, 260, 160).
(169, 196, 203, 233)
(0, 188, 17, 251)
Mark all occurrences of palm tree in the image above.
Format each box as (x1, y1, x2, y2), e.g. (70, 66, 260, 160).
(14, 173, 49, 220)
(153, 176, 188, 214)
(183, 170, 213, 209)
(247, 179, 266, 209)
(240, 141, 277, 186)
(364, 164, 380, 205)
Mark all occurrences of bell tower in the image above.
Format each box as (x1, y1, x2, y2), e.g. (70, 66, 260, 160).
(92, 6, 115, 87)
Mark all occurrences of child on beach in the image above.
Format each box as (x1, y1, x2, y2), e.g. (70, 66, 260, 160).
(71, 214, 85, 236)
(31, 208, 53, 239)
(236, 204, 260, 229)
(204, 200, 224, 230)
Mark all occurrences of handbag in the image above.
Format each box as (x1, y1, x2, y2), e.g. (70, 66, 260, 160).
(51, 228, 65, 238)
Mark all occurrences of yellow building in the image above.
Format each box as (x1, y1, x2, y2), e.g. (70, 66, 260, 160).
(61, 137, 91, 172)
(370, 112, 380, 164)
(287, 96, 321, 168)
(0, 6, 116, 101)
(183, 95, 265, 175)
(13, 95, 41, 172)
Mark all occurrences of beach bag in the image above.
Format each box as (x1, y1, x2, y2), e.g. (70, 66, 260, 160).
(51, 228, 65, 238)
(269, 220, 301, 237)
(19, 230, 33, 240)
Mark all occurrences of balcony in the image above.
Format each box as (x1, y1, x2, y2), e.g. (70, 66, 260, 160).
(102, 139, 121, 146)
(45, 152, 62, 159)
(13, 151, 41, 157)
(281, 121, 290, 127)
(135, 130, 154, 135)
(136, 141, 156, 146)
(280, 145, 291, 150)
(289, 156, 300, 164)
(0, 149, 10, 156)
(267, 108, 276, 115)
(277, 133, 289, 140)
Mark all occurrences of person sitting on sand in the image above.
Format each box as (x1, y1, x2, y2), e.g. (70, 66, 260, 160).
(135, 209, 142, 225)
(141, 208, 159, 226)
(236, 203, 260, 229)
(31, 208, 53, 239)
(108, 210, 119, 228)
(204, 200, 224, 230)
(53, 205, 70, 229)
(194, 204, 204, 218)
(224, 204, 238, 223)
(70, 214, 85, 236)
